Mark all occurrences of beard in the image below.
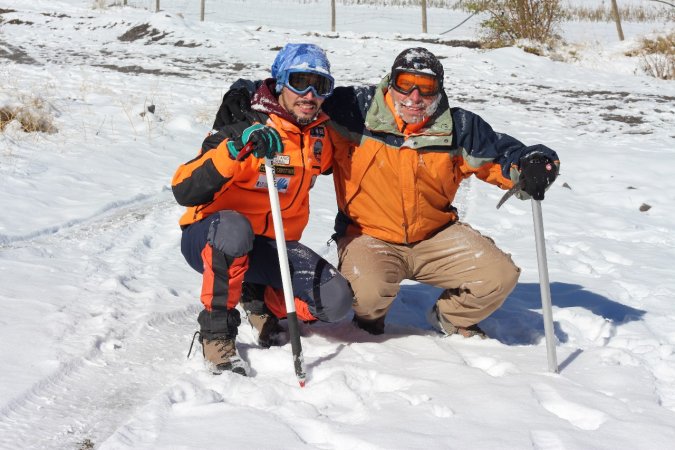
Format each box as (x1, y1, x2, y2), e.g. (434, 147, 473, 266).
(294, 113, 317, 125)
(394, 94, 441, 123)
(293, 100, 320, 125)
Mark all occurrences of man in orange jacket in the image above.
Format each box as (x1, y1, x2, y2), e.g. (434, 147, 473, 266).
(172, 44, 352, 375)
(216, 47, 559, 339)
(327, 48, 558, 337)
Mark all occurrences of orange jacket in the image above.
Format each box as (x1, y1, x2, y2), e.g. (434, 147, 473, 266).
(172, 86, 333, 241)
(325, 76, 558, 244)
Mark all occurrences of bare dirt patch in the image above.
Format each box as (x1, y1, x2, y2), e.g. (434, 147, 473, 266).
(6, 18, 34, 25)
(600, 114, 645, 125)
(93, 63, 188, 78)
(174, 40, 201, 48)
(41, 12, 70, 18)
(405, 37, 482, 49)
(0, 39, 38, 65)
(119, 24, 170, 43)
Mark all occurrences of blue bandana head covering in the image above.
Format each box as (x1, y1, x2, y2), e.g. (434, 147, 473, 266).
(271, 43, 334, 95)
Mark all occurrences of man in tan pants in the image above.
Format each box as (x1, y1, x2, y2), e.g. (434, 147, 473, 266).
(325, 48, 559, 337)
(338, 224, 520, 337)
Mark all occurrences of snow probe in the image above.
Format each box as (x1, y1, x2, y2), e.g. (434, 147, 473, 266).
(263, 154, 307, 387)
(531, 199, 558, 373)
(497, 188, 558, 373)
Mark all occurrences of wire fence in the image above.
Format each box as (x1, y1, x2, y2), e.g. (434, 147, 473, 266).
(93, 0, 673, 37)
(96, 0, 473, 34)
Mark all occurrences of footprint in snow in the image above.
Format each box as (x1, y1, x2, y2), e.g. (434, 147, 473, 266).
(464, 354, 519, 377)
(396, 392, 454, 418)
(531, 383, 607, 430)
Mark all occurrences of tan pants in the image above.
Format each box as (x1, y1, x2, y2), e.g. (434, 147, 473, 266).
(337, 222, 520, 328)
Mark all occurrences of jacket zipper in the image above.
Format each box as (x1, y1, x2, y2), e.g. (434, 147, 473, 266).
(262, 131, 307, 236)
(397, 148, 409, 244)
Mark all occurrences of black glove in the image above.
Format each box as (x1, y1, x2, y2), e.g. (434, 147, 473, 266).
(213, 88, 252, 129)
(227, 124, 283, 161)
(519, 153, 557, 201)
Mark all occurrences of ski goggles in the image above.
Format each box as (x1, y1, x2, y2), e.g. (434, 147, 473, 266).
(280, 70, 335, 98)
(391, 69, 441, 97)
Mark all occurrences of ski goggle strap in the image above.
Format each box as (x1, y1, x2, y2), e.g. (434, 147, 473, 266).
(281, 70, 334, 98)
(391, 70, 441, 97)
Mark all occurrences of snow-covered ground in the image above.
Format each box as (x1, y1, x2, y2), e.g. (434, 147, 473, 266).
(1, 1, 674, 449)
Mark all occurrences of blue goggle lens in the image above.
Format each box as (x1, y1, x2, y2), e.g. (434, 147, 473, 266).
(285, 72, 333, 97)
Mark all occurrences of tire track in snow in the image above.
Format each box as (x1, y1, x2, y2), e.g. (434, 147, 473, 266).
(0, 189, 172, 250)
(0, 188, 199, 449)
(0, 305, 199, 450)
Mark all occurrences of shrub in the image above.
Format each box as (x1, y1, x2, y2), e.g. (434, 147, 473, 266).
(460, 0, 565, 46)
(637, 32, 675, 80)
(91, 0, 108, 9)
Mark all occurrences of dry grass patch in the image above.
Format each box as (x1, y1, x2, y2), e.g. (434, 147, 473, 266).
(0, 97, 57, 134)
(568, 4, 675, 22)
(626, 32, 675, 80)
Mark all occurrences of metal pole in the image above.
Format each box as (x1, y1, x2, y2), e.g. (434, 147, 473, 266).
(200, 0, 205, 21)
(264, 157, 307, 387)
(610, 0, 625, 41)
(156, 0, 160, 13)
(531, 199, 558, 373)
(331, 0, 336, 32)
(421, 0, 428, 33)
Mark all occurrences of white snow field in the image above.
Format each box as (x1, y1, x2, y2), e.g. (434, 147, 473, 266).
(0, 1, 674, 449)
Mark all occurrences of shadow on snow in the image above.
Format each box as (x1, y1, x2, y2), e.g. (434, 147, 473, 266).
(382, 282, 646, 346)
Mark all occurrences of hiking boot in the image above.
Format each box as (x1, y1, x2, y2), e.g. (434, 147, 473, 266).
(427, 305, 487, 339)
(244, 310, 283, 348)
(241, 282, 283, 348)
(202, 337, 250, 376)
(352, 315, 386, 335)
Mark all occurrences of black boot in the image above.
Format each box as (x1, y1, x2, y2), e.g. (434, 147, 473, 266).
(241, 282, 284, 348)
(352, 315, 386, 335)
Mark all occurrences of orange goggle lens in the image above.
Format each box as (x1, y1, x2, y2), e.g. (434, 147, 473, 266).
(392, 71, 440, 96)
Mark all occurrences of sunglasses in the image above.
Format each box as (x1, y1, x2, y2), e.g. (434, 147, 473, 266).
(282, 71, 334, 98)
(391, 70, 441, 97)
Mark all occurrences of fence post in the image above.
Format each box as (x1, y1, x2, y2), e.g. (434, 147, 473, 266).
(421, 0, 428, 33)
(331, 0, 336, 32)
(200, 0, 205, 21)
(610, 0, 625, 40)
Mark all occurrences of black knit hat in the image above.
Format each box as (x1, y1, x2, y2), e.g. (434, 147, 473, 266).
(390, 47, 444, 88)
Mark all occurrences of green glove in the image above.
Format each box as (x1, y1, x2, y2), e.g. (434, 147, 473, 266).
(227, 124, 283, 160)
